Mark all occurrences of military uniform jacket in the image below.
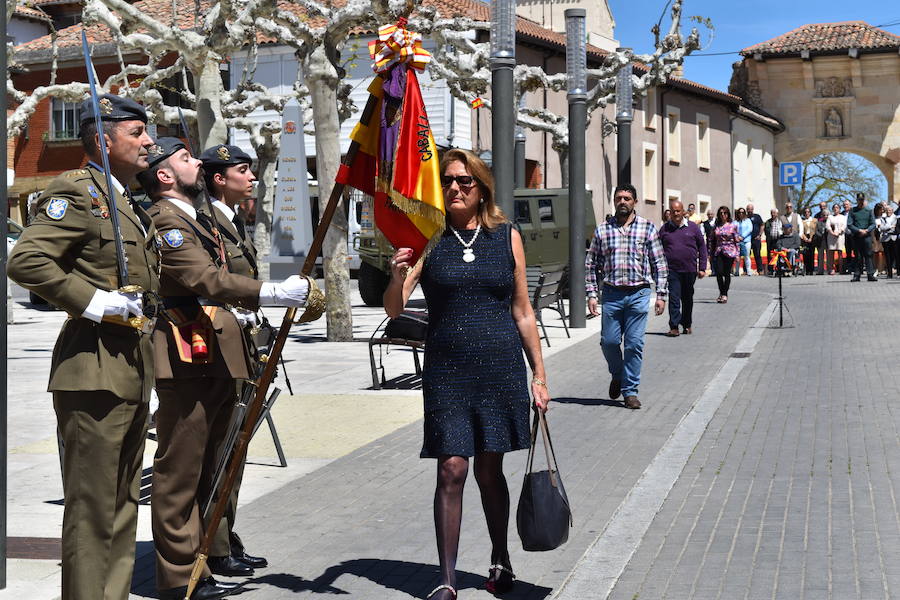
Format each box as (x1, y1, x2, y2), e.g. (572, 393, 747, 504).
(148, 199, 263, 381)
(7, 165, 161, 402)
(209, 205, 258, 280)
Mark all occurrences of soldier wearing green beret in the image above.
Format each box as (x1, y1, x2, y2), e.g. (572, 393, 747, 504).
(138, 138, 323, 600)
(7, 93, 160, 600)
(199, 144, 269, 577)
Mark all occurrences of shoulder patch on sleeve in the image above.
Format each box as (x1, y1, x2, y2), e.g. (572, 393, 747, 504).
(163, 229, 184, 248)
(45, 198, 69, 220)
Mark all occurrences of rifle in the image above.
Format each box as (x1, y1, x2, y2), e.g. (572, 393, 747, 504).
(183, 85, 380, 600)
(80, 31, 154, 333)
(176, 107, 231, 270)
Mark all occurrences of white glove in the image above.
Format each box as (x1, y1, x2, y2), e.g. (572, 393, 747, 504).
(232, 307, 260, 328)
(259, 275, 310, 308)
(102, 290, 143, 320)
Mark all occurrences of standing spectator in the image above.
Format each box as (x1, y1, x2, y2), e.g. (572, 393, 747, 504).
(586, 183, 668, 410)
(663, 209, 672, 224)
(847, 192, 877, 281)
(687, 203, 703, 224)
(711, 206, 740, 303)
(702, 208, 717, 275)
(800, 207, 817, 275)
(872, 203, 886, 274)
(815, 200, 830, 274)
(780, 202, 800, 234)
(826, 203, 846, 274)
(878, 203, 897, 278)
(746, 203, 764, 274)
(733, 207, 753, 276)
(659, 200, 707, 336)
(384, 149, 550, 600)
(842, 198, 856, 273)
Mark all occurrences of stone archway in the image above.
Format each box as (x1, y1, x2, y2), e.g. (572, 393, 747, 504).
(730, 21, 900, 202)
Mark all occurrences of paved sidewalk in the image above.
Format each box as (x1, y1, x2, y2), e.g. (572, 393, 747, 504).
(1, 279, 592, 600)
(9, 273, 895, 600)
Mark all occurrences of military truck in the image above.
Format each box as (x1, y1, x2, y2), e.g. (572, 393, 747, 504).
(357, 188, 596, 306)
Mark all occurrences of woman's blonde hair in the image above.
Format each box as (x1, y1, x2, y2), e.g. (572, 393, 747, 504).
(439, 148, 507, 230)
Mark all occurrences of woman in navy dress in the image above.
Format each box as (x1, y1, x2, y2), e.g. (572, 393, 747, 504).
(384, 149, 550, 600)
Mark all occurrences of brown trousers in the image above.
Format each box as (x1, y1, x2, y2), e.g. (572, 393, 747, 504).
(151, 377, 235, 590)
(54, 391, 148, 600)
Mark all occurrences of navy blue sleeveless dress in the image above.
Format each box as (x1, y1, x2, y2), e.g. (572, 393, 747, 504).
(419, 223, 531, 458)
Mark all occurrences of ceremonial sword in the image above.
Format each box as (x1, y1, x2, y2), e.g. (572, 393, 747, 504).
(80, 30, 155, 332)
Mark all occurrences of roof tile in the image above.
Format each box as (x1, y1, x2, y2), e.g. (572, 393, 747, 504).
(741, 21, 900, 56)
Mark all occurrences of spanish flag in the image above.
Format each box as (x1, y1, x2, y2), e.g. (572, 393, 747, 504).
(337, 21, 444, 264)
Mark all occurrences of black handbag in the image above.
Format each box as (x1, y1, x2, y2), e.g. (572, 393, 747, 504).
(516, 410, 572, 552)
(384, 310, 428, 342)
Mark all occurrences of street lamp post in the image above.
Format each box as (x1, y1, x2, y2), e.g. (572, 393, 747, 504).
(566, 9, 587, 328)
(615, 49, 634, 186)
(490, 0, 516, 218)
(514, 126, 526, 189)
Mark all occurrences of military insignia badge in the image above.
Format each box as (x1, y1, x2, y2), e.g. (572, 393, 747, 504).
(99, 97, 114, 115)
(217, 146, 230, 161)
(163, 229, 184, 248)
(46, 198, 69, 220)
(88, 185, 100, 199)
(149, 144, 165, 157)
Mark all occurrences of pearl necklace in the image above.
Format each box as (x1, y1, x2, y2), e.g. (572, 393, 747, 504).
(449, 224, 481, 263)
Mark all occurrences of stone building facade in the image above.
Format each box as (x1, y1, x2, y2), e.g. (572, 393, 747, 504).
(731, 21, 900, 203)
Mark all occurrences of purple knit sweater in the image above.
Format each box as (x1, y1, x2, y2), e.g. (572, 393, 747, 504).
(658, 220, 708, 273)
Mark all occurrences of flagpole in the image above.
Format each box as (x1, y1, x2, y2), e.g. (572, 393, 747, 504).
(182, 88, 380, 600)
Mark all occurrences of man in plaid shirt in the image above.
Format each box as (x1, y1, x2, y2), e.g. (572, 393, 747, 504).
(585, 183, 668, 409)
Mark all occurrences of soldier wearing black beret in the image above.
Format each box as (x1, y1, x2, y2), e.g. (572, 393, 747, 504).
(8, 93, 160, 600)
(198, 144, 270, 577)
(140, 138, 324, 600)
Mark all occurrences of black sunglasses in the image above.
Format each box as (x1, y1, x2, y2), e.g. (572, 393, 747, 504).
(441, 175, 477, 188)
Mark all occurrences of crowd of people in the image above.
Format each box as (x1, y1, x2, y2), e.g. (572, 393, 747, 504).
(675, 197, 899, 280)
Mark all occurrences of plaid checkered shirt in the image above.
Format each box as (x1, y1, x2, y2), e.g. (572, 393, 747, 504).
(584, 215, 669, 299)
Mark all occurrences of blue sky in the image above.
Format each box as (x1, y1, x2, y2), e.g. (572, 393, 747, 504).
(608, 0, 900, 93)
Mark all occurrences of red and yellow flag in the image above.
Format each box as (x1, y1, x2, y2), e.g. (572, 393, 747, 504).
(338, 21, 444, 263)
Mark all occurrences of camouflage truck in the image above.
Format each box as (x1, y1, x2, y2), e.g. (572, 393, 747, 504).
(357, 188, 596, 306)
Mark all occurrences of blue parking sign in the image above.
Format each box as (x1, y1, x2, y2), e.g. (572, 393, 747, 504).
(779, 162, 803, 186)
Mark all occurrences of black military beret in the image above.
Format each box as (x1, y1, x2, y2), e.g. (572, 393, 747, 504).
(78, 94, 148, 126)
(145, 137, 187, 168)
(199, 144, 253, 168)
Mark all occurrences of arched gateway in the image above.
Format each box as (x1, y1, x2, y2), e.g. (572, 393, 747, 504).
(730, 21, 900, 201)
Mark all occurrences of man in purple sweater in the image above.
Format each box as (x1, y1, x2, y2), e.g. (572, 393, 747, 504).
(658, 200, 708, 336)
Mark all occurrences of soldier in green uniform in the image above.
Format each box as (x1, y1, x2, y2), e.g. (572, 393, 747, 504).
(137, 138, 323, 600)
(7, 94, 160, 600)
(198, 144, 268, 577)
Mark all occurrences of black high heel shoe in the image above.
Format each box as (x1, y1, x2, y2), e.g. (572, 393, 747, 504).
(485, 563, 515, 595)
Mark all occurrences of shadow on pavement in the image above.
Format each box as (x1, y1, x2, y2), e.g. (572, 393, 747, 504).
(243, 558, 553, 598)
(552, 396, 623, 408)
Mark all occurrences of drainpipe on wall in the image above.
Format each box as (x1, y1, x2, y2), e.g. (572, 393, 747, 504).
(729, 114, 737, 215)
(659, 87, 669, 221)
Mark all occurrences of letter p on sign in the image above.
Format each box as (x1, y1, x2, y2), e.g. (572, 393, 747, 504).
(779, 162, 802, 186)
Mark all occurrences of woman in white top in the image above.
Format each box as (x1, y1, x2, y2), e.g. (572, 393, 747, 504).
(826, 203, 846, 275)
(877, 203, 898, 278)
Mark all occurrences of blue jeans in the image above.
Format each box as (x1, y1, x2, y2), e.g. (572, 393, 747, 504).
(600, 286, 651, 397)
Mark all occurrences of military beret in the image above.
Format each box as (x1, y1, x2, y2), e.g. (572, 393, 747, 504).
(199, 144, 253, 168)
(78, 94, 148, 126)
(145, 137, 187, 169)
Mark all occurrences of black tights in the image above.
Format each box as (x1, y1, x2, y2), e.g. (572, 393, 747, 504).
(434, 453, 510, 596)
(715, 254, 734, 296)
